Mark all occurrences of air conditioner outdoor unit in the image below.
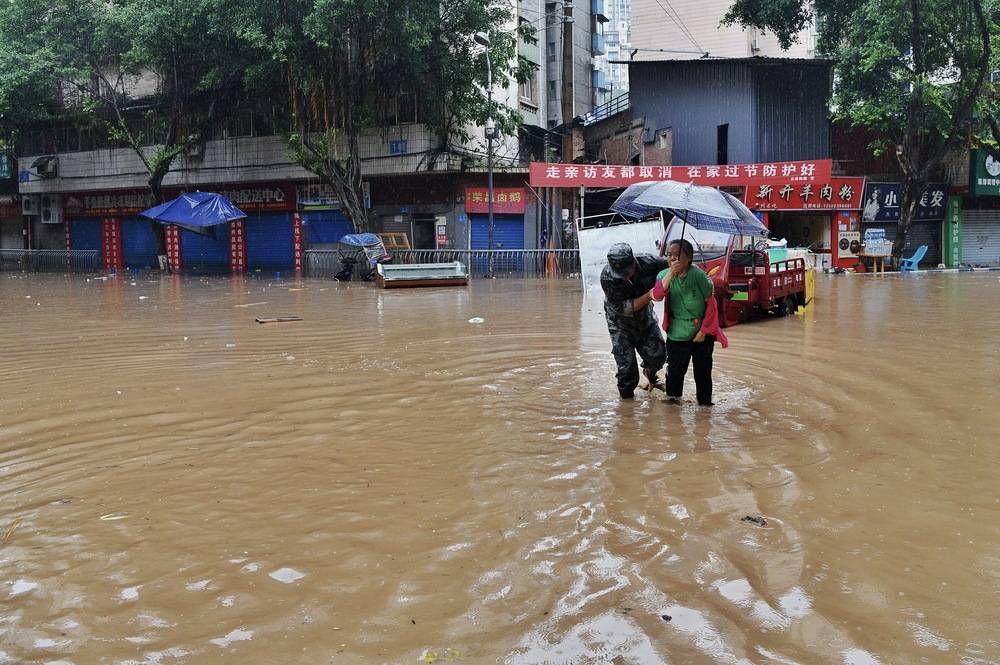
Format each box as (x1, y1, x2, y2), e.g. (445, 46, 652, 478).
(22, 194, 40, 216)
(40, 194, 62, 224)
(33, 156, 58, 177)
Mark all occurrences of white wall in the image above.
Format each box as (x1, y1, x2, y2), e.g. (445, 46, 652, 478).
(629, 0, 814, 60)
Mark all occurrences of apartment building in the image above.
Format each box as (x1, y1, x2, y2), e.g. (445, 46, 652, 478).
(629, 0, 815, 60)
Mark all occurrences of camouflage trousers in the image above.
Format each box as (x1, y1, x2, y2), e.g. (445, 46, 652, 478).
(607, 314, 666, 395)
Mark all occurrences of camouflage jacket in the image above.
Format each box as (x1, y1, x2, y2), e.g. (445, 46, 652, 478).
(601, 254, 670, 329)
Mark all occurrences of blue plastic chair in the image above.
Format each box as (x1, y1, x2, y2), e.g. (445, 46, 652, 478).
(899, 245, 927, 272)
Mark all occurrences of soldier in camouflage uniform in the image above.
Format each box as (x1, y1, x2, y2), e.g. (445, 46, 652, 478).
(601, 243, 670, 399)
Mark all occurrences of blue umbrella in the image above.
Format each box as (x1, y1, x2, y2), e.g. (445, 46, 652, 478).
(140, 192, 247, 237)
(611, 180, 768, 237)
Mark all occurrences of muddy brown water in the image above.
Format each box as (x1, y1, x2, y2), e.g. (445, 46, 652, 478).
(1, 272, 998, 665)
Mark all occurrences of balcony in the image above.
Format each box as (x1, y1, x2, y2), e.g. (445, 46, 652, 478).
(592, 0, 609, 22)
(592, 33, 606, 55)
(592, 69, 609, 91)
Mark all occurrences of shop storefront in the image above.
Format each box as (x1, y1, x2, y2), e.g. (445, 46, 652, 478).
(296, 183, 354, 248)
(64, 182, 300, 272)
(744, 177, 866, 270)
(962, 150, 1000, 266)
(860, 181, 947, 267)
(0, 195, 23, 249)
(465, 187, 526, 250)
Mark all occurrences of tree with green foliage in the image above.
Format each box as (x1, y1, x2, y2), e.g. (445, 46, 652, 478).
(236, 0, 532, 232)
(0, 0, 272, 259)
(724, 0, 994, 263)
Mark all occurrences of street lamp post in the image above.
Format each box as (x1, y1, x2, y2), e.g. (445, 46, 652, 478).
(474, 31, 495, 277)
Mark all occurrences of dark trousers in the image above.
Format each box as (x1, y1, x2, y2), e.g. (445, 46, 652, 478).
(609, 317, 666, 396)
(666, 337, 714, 405)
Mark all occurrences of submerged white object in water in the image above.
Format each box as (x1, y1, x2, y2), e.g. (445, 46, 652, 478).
(269, 567, 305, 583)
(9, 580, 38, 596)
(209, 628, 254, 647)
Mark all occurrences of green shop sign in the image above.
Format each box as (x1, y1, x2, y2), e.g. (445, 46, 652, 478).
(969, 149, 1000, 196)
(0, 154, 11, 180)
(943, 197, 962, 267)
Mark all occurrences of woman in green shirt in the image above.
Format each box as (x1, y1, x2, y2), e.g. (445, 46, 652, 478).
(659, 239, 715, 406)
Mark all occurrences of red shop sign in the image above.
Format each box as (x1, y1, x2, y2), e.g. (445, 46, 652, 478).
(528, 160, 832, 188)
(64, 182, 297, 217)
(744, 177, 866, 211)
(465, 188, 527, 214)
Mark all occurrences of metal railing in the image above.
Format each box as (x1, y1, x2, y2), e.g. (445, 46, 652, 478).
(581, 93, 630, 126)
(304, 249, 580, 279)
(0, 249, 102, 273)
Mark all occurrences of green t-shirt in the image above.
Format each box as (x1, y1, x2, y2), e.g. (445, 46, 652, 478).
(657, 265, 713, 341)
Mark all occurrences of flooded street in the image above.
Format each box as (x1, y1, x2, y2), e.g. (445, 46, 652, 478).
(2, 272, 999, 664)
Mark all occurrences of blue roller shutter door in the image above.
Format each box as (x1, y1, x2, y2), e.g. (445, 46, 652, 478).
(246, 212, 293, 272)
(471, 214, 524, 273)
(303, 210, 353, 246)
(71, 218, 102, 251)
(181, 227, 230, 273)
(122, 217, 160, 269)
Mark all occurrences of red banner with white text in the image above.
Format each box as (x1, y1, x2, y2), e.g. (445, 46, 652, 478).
(528, 160, 833, 188)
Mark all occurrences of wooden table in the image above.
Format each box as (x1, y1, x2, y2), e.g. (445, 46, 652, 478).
(858, 251, 889, 273)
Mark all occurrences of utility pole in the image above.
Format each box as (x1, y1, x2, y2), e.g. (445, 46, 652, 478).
(474, 31, 496, 277)
(560, 2, 574, 161)
(560, 1, 576, 244)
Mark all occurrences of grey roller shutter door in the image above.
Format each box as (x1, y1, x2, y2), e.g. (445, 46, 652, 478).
(962, 211, 1000, 266)
(905, 221, 941, 266)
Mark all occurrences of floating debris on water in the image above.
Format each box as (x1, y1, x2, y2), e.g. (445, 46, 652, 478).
(468, 317, 485, 324)
(9, 580, 38, 596)
(209, 628, 254, 647)
(741, 515, 768, 527)
(268, 567, 305, 584)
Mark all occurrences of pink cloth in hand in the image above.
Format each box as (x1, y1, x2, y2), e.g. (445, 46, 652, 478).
(692, 297, 729, 348)
(651, 279, 667, 302)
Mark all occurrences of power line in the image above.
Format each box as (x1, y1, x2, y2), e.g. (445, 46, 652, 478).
(651, 0, 703, 53)
(660, 0, 703, 51)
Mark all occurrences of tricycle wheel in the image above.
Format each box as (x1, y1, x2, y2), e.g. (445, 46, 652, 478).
(783, 297, 797, 316)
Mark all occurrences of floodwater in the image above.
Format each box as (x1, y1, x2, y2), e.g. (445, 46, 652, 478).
(1, 271, 998, 665)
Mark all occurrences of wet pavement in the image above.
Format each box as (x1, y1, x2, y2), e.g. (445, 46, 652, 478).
(1, 271, 998, 664)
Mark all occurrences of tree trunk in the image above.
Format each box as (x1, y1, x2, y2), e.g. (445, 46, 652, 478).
(894, 174, 927, 265)
(148, 162, 171, 265)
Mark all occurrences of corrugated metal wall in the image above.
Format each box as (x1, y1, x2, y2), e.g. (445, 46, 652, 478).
(753, 64, 831, 163)
(629, 60, 831, 166)
(630, 62, 755, 165)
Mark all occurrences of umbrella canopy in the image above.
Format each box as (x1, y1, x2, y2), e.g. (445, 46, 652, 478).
(611, 180, 768, 237)
(338, 233, 383, 247)
(140, 192, 247, 236)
